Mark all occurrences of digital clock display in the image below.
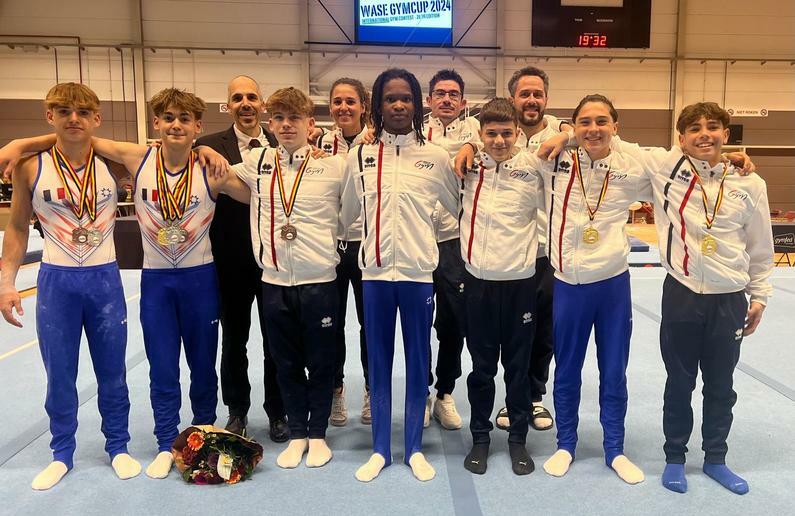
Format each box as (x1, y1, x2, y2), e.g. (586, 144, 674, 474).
(531, 0, 651, 49)
(578, 34, 608, 47)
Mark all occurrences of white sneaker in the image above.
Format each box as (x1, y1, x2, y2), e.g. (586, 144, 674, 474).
(330, 385, 348, 426)
(432, 394, 463, 430)
(424, 397, 431, 428)
(361, 390, 372, 425)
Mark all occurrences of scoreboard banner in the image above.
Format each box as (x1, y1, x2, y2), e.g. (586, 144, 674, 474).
(532, 0, 651, 49)
(356, 0, 454, 46)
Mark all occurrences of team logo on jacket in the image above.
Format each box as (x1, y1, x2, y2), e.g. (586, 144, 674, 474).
(522, 312, 533, 324)
(609, 172, 628, 181)
(458, 131, 473, 141)
(305, 167, 324, 176)
(190, 195, 200, 206)
(557, 161, 571, 173)
(735, 328, 743, 340)
(426, 296, 433, 305)
(364, 156, 377, 168)
(261, 163, 273, 174)
(322, 316, 333, 328)
(322, 143, 333, 152)
(101, 187, 112, 197)
(414, 160, 435, 170)
(728, 189, 748, 201)
(677, 168, 692, 182)
(510, 170, 530, 180)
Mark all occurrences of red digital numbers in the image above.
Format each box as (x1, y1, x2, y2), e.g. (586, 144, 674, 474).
(578, 34, 607, 47)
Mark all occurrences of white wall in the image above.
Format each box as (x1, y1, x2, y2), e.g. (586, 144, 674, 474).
(0, 0, 793, 112)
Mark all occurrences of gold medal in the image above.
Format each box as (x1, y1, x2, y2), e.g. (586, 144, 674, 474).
(280, 223, 298, 241)
(573, 151, 610, 245)
(72, 227, 89, 245)
(583, 226, 600, 245)
(157, 227, 169, 246)
(701, 234, 718, 256)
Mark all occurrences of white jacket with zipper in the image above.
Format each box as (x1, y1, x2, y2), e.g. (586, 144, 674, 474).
(234, 144, 345, 286)
(340, 131, 459, 283)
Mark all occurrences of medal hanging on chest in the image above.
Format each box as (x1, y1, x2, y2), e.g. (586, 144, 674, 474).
(687, 158, 728, 258)
(573, 151, 611, 245)
(52, 146, 103, 247)
(155, 148, 194, 246)
(275, 152, 310, 241)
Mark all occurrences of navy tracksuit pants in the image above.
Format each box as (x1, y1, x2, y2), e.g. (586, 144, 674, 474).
(140, 263, 220, 452)
(36, 262, 131, 468)
(552, 271, 632, 465)
(261, 280, 338, 439)
(465, 272, 536, 445)
(363, 280, 434, 464)
(430, 238, 467, 397)
(660, 274, 747, 465)
(334, 240, 369, 390)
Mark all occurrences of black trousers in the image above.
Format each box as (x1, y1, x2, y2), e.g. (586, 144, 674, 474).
(528, 255, 555, 402)
(261, 281, 339, 439)
(660, 275, 747, 464)
(216, 259, 285, 421)
(465, 272, 536, 444)
(430, 238, 467, 397)
(334, 240, 369, 389)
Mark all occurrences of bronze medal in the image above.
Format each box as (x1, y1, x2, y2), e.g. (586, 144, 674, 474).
(280, 223, 298, 241)
(72, 227, 89, 245)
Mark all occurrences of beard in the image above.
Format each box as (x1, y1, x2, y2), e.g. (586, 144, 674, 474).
(519, 107, 545, 128)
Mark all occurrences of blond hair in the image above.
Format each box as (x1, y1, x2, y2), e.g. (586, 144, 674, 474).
(44, 82, 100, 112)
(266, 87, 314, 117)
(150, 88, 207, 120)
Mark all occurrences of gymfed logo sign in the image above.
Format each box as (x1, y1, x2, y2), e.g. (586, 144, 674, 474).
(774, 233, 795, 249)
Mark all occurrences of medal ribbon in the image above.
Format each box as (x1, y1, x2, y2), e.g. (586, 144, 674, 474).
(155, 148, 194, 221)
(274, 151, 310, 219)
(573, 150, 610, 223)
(51, 146, 97, 221)
(687, 158, 729, 230)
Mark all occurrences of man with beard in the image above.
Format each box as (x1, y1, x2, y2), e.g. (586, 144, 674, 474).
(194, 75, 288, 442)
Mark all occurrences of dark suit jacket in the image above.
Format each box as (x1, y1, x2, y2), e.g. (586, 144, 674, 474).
(195, 125, 277, 270)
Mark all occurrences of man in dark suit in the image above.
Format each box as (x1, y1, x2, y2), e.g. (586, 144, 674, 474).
(194, 75, 288, 442)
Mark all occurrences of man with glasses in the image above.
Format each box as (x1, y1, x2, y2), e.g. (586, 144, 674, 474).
(422, 69, 480, 430)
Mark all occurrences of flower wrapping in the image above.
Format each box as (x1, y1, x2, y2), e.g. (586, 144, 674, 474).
(171, 425, 263, 485)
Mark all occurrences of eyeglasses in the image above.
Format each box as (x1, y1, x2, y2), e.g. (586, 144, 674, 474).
(431, 89, 462, 101)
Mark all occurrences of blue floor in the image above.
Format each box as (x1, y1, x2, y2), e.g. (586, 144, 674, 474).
(0, 264, 793, 516)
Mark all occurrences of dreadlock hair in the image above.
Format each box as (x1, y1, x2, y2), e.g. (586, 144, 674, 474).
(371, 68, 426, 145)
(330, 77, 372, 129)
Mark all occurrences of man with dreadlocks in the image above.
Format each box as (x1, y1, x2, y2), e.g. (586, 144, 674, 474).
(340, 68, 460, 483)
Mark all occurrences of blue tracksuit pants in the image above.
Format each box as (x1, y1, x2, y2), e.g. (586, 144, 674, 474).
(36, 262, 131, 469)
(140, 263, 220, 452)
(552, 271, 632, 465)
(363, 280, 434, 464)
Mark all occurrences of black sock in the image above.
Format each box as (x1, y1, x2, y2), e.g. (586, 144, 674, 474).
(509, 442, 534, 475)
(464, 443, 489, 474)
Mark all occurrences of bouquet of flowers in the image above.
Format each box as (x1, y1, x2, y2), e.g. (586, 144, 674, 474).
(172, 425, 264, 485)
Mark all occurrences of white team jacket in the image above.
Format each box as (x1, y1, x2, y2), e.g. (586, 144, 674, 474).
(615, 139, 774, 304)
(459, 151, 542, 280)
(425, 115, 482, 243)
(526, 147, 652, 286)
(317, 126, 368, 241)
(340, 131, 459, 283)
(516, 115, 564, 257)
(234, 144, 345, 287)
